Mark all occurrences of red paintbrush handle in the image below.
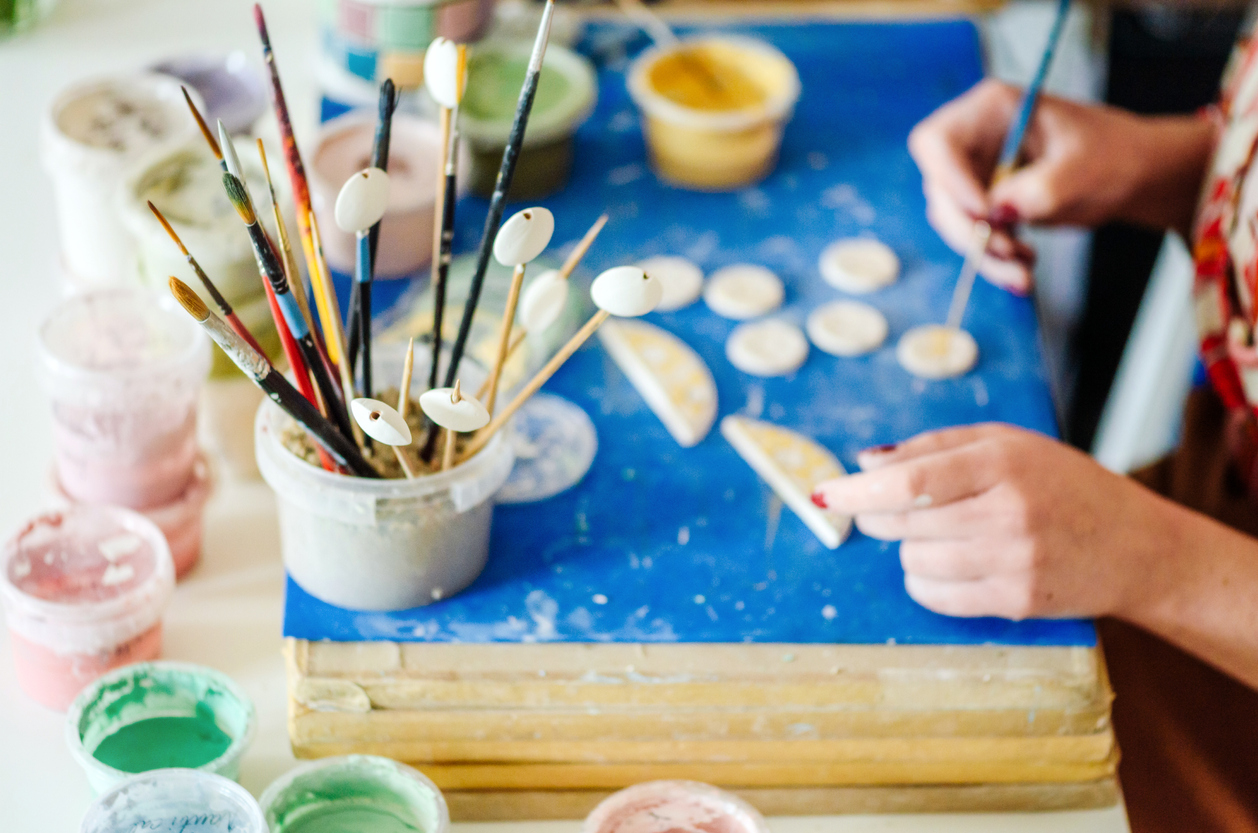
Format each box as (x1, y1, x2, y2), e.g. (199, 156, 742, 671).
(225, 311, 268, 358)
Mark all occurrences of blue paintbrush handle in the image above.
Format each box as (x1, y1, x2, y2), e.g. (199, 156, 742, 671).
(996, 0, 1070, 176)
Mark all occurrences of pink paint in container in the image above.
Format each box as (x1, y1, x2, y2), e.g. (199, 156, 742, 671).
(0, 507, 175, 711)
(38, 289, 211, 511)
(584, 781, 770, 833)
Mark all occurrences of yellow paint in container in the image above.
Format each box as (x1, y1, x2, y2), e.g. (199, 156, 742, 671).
(628, 37, 801, 191)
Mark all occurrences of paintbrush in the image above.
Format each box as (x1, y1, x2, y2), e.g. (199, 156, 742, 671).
(442, 0, 556, 389)
(347, 80, 397, 374)
(147, 200, 268, 356)
(945, 0, 1069, 332)
(224, 172, 356, 442)
(182, 86, 221, 162)
(169, 277, 379, 478)
(254, 3, 345, 374)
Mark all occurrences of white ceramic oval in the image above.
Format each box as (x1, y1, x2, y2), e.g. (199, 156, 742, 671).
(351, 398, 413, 446)
(420, 387, 491, 432)
(519, 269, 570, 333)
(493, 207, 555, 266)
(334, 167, 390, 233)
(424, 38, 464, 110)
(591, 266, 662, 317)
(639, 255, 704, 312)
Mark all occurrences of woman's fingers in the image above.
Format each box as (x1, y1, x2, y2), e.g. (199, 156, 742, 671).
(856, 423, 1007, 470)
(855, 493, 1007, 541)
(904, 574, 1020, 619)
(923, 181, 1036, 292)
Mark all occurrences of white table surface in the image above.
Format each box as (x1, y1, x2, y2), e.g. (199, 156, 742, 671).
(0, 0, 1129, 829)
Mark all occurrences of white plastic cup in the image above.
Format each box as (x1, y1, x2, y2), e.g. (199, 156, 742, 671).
(37, 288, 212, 510)
(40, 73, 202, 287)
(66, 661, 257, 795)
(584, 781, 770, 833)
(0, 506, 175, 711)
(255, 343, 515, 611)
(260, 755, 450, 833)
(79, 768, 265, 833)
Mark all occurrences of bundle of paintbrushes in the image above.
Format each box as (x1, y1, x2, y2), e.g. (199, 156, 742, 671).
(155, 0, 663, 484)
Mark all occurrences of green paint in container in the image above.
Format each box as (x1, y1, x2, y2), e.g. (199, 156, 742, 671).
(459, 41, 597, 200)
(262, 755, 450, 833)
(66, 661, 256, 794)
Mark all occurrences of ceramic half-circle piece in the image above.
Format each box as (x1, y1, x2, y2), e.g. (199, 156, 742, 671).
(591, 266, 662, 317)
(419, 386, 491, 432)
(493, 207, 555, 266)
(519, 269, 570, 333)
(350, 398, 412, 446)
(334, 167, 390, 233)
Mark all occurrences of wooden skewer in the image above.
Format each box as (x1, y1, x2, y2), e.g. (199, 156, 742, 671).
(398, 337, 416, 422)
(394, 446, 417, 479)
(483, 263, 526, 416)
(461, 309, 610, 462)
(559, 213, 609, 280)
(441, 379, 465, 472)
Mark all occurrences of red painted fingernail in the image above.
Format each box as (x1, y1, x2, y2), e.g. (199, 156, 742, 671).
(988, 203, 1020, 229)
(863, 443, 898, 455)
(810, 492, 828, 509)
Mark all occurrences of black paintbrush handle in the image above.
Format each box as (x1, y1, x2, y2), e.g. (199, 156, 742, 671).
(428, 171, 458, 390)
(262, 367, 379, 478)
(359, 280, 373, 400)
(297, 331, 355, 441)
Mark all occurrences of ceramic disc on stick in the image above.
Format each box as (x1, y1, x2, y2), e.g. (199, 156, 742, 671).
(726, 319, 808, 377)
(896, 324, 978, 379)
(350, 398, 412, 446)
(819, 238, 899, 293)
(720, 415, 851, 549)
(806, 300, 888, 357)
(638, 255, 704, 312)
(703, 264, 784, 320)
(599, 319, 718, 448)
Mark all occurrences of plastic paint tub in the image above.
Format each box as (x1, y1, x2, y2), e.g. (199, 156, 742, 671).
(310, 112, 442, 278)
(67, 661, 256, 794)
(150, 52, 269, 136)
(460, 41, 597, 200)
(627, 37, 800, 191)
(583, 781, 770, 833)
(255, 343, 515, 611)
(0, 507, 175, 711)
(40, 73, 202, 286)
(261, 755, 450, 833)
(79, 768, 266, 833)
(200, 377, 265, 480)
(37, 288, 212, 510)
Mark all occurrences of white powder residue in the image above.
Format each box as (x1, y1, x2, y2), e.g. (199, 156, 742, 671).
(608, 163, 645, 186)
(525, 589, 559, 640)
(98, 533, 142, 562)
(822, 605, 837, 620)
(101, 564, 134, 586)
(677, 527, 690, 546)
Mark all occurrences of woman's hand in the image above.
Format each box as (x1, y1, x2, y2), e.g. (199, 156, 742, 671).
(811, 424, 1173, 620)
(908, 79, 1216, 292)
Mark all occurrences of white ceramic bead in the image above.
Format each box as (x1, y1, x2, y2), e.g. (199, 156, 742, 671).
(493, 207, 555, 265)
(638, 255, 704, 312)
(334, 167, 390, 233)
(350, 398, 413, 446)
(424, 37, 464, 109)
(591, 265, 662, 317)
(420, 387, 491, 432)
(519, 269, 570, 333)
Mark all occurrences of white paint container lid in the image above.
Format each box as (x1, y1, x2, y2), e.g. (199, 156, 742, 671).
(79, 768, 265, 833)
(0, 506, 175, 656)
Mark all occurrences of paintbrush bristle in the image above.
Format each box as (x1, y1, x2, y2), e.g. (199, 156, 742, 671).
(222, 173, 256, 225)
(182, 86, 221, 160)
(169, 277, 210, 322)
(147, 201, 190, 255)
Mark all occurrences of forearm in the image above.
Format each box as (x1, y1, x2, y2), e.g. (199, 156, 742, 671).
(1117, 495, 1258, 690)
(1113, 113, 1217, 238)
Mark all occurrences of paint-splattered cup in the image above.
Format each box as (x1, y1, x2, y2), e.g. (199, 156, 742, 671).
(261, 755, 450, 833)
(66, 661, 256, 795)
(0, 506, 175, 711)
(79, 768, 265, 833)
(584, 780, 770, 833)
(627, 37, 800, 191)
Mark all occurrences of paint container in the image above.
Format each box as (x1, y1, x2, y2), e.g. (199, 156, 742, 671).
(200, 379, 266, 480)
(584, 781, 770, 833)
(627, 37, 801, 191)
(255, 343, 515, 611)
(261, 755, 450, 833)
(310, 112, 442, 278)
(0, 507, 175, 711)
(150, 52, 269, 135)
(460, 41, 597, 200)
(79, 768, 266, 833)
(40, 73, 202, 287)
(67, 661, 256, 794)
(37, 288, 212, 510)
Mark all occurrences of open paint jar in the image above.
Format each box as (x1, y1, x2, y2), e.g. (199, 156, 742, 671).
(40, 73, 201, 287)
(584, 781, 770, 833)
(627, 37, 800, 191)
(38, 288, 212, 510)
(255, 343, 514, 611)
(261, 755, 449, 833)
(310, 112, 443, 278)
(67, 661, 256, 794)
(460, 41, 597, 200)
(0, 507, 175, 711)
(80, 768, 266, 833)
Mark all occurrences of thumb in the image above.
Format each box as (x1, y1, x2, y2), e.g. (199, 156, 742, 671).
(988, 163, 1057, 224)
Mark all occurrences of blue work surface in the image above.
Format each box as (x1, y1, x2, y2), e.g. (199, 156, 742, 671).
(287, 19, 1095, 648)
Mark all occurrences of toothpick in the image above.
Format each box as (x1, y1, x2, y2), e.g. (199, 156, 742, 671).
(441, 380, 465, 472)
(944, 220, 991, 331)
(483, 263, 527, 416)
(394, 446, 417, 479)
(559, 213, 609, 280)
(398, 337, 416, 422)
